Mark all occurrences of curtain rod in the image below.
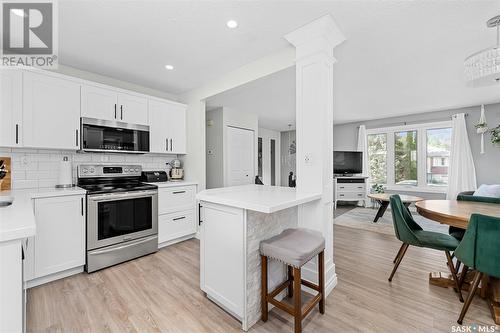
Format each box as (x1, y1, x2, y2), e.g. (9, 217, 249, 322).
(355, 113, 469, 128)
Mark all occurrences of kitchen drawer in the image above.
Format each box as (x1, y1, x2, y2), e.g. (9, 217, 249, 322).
(158, 185, 196, 214)
(158, 209, 196, 244)
(337, 183, 366, 192)
(337, 192, 365, 200)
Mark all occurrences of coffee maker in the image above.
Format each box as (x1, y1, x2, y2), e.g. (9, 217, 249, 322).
(170, 159, 184, 181)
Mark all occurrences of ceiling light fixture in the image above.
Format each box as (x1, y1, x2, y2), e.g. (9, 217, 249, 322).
(465, 15, 500, 86)
(165, 65, 174, 70)
(226, 20, 238, 29)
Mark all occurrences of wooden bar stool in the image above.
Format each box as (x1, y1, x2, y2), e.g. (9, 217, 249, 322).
(260, 228, 325, 333)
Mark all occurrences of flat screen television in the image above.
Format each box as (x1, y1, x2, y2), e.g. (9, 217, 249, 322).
(334, 151, 362, 175)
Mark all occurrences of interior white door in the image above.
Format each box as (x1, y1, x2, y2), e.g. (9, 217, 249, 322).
(226, 126, 254, 186)
(23, 72, 81, 150)
(0, 70, 22, 147)
(81, 85, 118, 121)
(118, 93, 148, 125)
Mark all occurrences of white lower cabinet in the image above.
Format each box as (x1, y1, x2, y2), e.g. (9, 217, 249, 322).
(25, 195, 85, 284)
(157, 184, 197, 248)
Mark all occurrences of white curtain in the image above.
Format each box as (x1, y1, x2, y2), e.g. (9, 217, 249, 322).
(357, 125, 369, 206)
(447, 113, 477, 199)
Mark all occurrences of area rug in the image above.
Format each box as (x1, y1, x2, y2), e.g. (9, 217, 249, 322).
(333, 207, 449, 236)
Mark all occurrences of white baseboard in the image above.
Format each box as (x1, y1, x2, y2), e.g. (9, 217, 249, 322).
(26, 266, 83, 288)
(158, 233, 196, 249)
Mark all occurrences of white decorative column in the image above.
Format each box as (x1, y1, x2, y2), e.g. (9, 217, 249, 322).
(285, 15, 345, 295)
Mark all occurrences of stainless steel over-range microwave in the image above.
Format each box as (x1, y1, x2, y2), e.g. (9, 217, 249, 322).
(80, 117, 150, 154)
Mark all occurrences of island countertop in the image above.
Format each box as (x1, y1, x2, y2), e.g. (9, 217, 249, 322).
(196, 184, 321, 213)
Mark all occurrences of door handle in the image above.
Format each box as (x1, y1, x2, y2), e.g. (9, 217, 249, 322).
(76, 129, 79, 147)
(15, 124, 19, 144)
(172, 190, 186, 194)
(198, 203, 202, 226)
(81, 197, 84, 216)
(170, 139, 173, 151)
(114, 104, 117, 118)
(120, 105, 123, 120)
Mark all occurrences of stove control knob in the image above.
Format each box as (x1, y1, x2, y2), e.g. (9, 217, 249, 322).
(135, 168, 139, 172)
(124, 168, 129, 172)
(89, 168, 95, 173)
(82, 168, 88, 174)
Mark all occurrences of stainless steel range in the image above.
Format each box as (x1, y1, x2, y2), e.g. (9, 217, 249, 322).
(77, 164, 158, 272)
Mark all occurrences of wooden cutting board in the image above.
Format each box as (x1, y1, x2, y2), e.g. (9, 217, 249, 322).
(0, 157, 11, 191)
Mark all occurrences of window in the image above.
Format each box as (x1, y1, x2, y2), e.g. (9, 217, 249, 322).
(426, 128, 452, 186)
(394, 130, 417, 186)
(366, 121, 452, 192)
(367, 133, 387, 184)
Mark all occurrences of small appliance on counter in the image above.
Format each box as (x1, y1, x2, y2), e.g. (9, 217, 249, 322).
(141, 171, 168, 182)
(0, 157, 11, 191)
(56, 156, 75, 188)
(169, 159, 184, 181)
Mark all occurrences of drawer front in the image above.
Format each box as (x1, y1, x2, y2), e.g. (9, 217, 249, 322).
(337, 183, 366, 192)
(158, 185, 196, 214)
(158, 209, 196, 244)
(337, 192, 365, 200)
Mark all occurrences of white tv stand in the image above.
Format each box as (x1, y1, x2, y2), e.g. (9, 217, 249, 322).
(334, 176, 368, 209)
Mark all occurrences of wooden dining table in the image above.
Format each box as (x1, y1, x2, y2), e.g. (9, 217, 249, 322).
(415, 199, 500, 324)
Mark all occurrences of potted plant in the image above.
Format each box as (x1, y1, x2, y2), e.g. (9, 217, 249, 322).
(371, 183, 385, 194)
(475, 121, 489, 134)
(491, 125, 500, 147)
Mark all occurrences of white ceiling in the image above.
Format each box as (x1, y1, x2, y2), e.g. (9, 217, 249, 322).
(207, 67, 295, 131)
(59, 1, 500, 125)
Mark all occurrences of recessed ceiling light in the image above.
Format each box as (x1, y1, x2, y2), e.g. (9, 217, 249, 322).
(165, 65, 174, 70)
(226, 20, 238, 29)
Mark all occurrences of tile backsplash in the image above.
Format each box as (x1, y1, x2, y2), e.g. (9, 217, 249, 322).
(0, 147, 177, 189)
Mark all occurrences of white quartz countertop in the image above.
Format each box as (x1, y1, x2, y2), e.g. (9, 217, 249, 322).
(197, 185, 321, 213)
(145, 180, 198, 188)
(0, 187, 86, 242)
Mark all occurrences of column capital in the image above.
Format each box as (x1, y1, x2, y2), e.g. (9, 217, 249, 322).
(284, 14, 345, 61)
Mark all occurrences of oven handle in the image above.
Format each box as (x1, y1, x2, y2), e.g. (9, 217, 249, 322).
(88, 235, 158, 255)
(88, 190, 158, 202)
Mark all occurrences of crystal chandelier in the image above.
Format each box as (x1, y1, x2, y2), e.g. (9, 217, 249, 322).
(464, 15, 500, 86)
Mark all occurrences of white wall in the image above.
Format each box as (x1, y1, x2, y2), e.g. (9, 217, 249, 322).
(258, 128, 281, 186)
(205, 107, 259, 188)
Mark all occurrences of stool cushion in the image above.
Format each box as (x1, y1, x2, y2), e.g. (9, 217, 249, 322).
(260, 228, 325, 268)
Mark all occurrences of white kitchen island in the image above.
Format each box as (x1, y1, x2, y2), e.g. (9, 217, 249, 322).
(197, 185, 321, 331)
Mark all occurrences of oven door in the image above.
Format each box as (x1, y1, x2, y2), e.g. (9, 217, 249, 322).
(87, 190, 158, 250)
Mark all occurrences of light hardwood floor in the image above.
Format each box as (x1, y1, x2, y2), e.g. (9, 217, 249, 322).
(27, 225, 494, 333)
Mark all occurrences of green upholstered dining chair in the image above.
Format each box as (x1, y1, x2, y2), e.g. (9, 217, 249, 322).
(388, 195, 463, 302)
(454, 213, 500, 324)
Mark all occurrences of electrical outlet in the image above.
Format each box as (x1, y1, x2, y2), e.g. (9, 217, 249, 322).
(207, 149, 214, 155)
(304, 155, 312, 164)
(21, 156, 29, 166)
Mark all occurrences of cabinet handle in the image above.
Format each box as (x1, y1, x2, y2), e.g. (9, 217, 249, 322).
(114, 104, 117, 119)
(81, 197, 84, 216)
(340, 186, 345, 189)
(166, 138, 168, 151)
(76, 129, 79, 147)
(173, 216, 186, 221)
(172, 190, 186, 194)
(15, 124, 19, 144)
(120, 105, 123, 120)
(198, 203, 202, 226)
(170, 139, 173, 151)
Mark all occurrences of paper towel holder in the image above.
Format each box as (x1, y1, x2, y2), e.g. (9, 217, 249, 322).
(55, 156, 75, 188)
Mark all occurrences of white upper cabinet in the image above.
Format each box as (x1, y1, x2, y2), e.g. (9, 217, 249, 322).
(0, 70, 23, 147)
(149, 99, 187, 154)
(81, 85, 118, 121)
(118, 93, 148, 125)
(23, 72, 81, 150)
(82, 85, 148, 125)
